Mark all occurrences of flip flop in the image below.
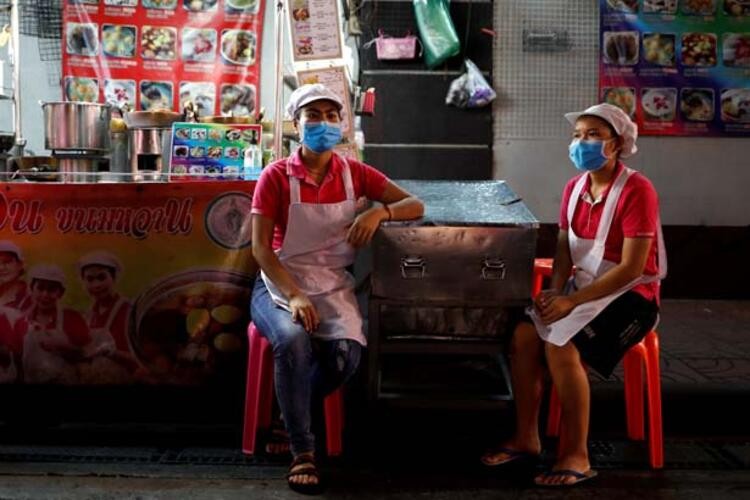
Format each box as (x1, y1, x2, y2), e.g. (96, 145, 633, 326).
(480, 446, 540, 467)
(287, 454, 325, 495)
(535, 468, 598, 487)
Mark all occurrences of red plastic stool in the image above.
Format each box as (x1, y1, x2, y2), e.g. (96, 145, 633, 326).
(532, 257, 555, 297)
(242, 322, 345, 456)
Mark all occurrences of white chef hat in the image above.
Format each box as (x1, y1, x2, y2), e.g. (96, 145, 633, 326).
(77, 251, 123, 276)
(286, 83, 344, 119)
(28, 264, 66, 287)
(564, 103, 639, 158)
(0, 240, 23, 261)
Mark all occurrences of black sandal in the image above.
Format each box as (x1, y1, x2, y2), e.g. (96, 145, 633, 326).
(265, 426, 291, 456)
(287, 453, 324, 495)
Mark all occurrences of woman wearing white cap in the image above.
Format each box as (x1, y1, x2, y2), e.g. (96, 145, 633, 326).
(481, 103, 666, 487)
(251, 83, 423, 492)
(76, 251, 138, 384)
(0, 240, 31, 311)
(21, 264, 91, 384)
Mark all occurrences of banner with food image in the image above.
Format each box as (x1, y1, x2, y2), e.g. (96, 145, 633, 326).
(61, 0, 264, 118)
(0, 181, 258, 386)
(599, 0, 750, 136)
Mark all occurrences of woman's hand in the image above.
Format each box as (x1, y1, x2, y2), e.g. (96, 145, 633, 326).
(538, 294, 578, 325)
(346, 207, 387, 247)
(289, 293, 320, 333)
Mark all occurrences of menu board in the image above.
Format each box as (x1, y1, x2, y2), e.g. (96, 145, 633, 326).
(61, 0, 265, 117)
(287, 0, 343, 62)
(599, 0, 750, 136)
(296, 66, 354, 139)
(170, 122, 263, 179)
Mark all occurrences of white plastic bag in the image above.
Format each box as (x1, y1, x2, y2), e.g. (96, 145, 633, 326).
(445, 59, 497, 108)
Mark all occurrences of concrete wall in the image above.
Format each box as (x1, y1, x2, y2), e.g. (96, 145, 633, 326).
(492, 1, 750, 227)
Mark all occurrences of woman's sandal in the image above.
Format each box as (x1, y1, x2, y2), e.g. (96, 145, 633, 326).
(265, 425, 291, 456)
(287, 453, 324, 495)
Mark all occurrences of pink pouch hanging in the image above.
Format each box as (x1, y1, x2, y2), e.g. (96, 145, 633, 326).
(367, 29, 422, 60)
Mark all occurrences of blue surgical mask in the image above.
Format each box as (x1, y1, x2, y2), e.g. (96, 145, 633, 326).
(568, 139, 613, 171)
(300, 121, 342, 153)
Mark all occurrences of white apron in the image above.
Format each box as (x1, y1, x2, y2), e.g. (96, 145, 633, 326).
(529, 167, 667, 346)
(260, 154, 365, 345)
(79, 296, 133, 384)
(0, 308, 22, 383)
(23, 307, 78, 384)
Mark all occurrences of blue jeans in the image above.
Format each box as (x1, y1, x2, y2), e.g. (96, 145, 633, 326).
(250, 276, 362, 456)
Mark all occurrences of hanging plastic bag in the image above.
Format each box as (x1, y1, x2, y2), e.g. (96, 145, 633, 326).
(445, 59, 497, 108)
(413, 0, 460, 69)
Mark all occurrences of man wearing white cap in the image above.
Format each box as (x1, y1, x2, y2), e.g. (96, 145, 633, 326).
(251, 83, 424, 492)
(22, 264, 91, 384)
(481, 103, 666, 487)
(0, 240, 30, 310)
(76, 251, 137, 384)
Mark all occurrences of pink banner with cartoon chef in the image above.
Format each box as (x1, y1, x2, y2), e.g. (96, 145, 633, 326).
(61, 0, 265, 117)
(0, 181, 257, 386)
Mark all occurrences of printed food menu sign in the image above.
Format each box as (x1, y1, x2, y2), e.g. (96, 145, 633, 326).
(599, 0, 750, 136)
(287, 0, 343, 62)
(61, 0, 265, 117)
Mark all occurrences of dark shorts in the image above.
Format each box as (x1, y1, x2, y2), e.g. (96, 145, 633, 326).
(516, 291, 659, 379)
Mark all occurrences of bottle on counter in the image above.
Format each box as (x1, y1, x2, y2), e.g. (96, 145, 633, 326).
(242, 132, 263, 181)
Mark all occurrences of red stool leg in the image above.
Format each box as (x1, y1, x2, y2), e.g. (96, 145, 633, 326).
(644, 331, 664, 469)
(242, 323, 264, 455)
(624, 343, 646, 440)
(257, 337, 274, 430)
(546, 385, 562, 437)
(324, 388, 344, 457)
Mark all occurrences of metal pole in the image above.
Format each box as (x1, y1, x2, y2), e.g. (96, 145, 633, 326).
(10, 0, 24, 153)
(272, 0, 285, 160)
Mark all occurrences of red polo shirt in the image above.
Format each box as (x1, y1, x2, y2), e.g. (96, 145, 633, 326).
(252, 149, 389, 250)
(559, 163, 661, 302)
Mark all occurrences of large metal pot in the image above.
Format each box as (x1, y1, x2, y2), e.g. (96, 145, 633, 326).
(41, 101, 112, 152)
(124, 110, 182, 129)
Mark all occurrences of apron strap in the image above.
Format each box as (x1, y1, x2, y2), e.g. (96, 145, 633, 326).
(567, 173, 587, 229)
(594, 167, 635, 245)
(288, 153, 354, 204)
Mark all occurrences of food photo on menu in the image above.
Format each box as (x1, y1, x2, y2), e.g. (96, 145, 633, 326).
(182, 28, 217, 62)
(102, 24, 137, 59)
(722, 33, 750, 67)
(602, 87, 636, 117)
(603, 31, 639, 66)
(180, 82, 216, 116)
(642, 33, 675, 67)
(681, 0, 717, 15)
(105, 79, 136, 108)
(680, 88, 715, 122)
(142, 26, 177, 60)
(220, 29, 256, 65)
(724, 0, 750, 16)
(643, 0, 677, 14)
(67, 22, 99, 56)
(224, 0, 260, 14)
(104, 0, 138, 6)
(142, 0, 178, 9)
(642, 87, 677, 122)
(681, 33, 717, 67)
(220, 84, 255, 116)
(65, 77, 99, 102)
(183, 0, 218, 12)
(605, 0, 638, 13)
(720, 88, 750, 123)
(140, 81, 174, 110)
